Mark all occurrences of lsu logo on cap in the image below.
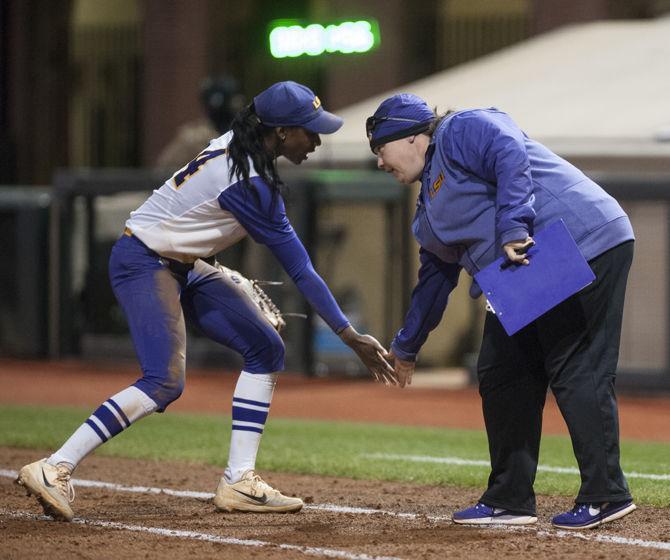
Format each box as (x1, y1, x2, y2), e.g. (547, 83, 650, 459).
(312, 96, 322, 110)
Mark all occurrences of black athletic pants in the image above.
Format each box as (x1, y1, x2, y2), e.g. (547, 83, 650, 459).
(476, 241, 634, 515)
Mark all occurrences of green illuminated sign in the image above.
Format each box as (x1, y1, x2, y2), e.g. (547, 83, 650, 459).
(269, 20, 380, 58)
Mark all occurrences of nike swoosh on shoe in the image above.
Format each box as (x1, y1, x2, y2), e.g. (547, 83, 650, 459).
(41, 467, 56, 488)
(234, 489, 269, 504)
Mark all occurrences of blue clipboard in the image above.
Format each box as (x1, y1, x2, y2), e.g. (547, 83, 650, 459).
(474, 220, 595, 335)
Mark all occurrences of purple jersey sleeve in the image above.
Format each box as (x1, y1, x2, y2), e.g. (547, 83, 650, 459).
(391, 248, 461, 362)
(218, 177, 349, 332)
(218, 177, 294, 246)
(270, 235, 350, 333)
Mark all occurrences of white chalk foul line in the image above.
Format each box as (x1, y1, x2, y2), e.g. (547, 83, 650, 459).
(0, 509, 402, 560)
(2, 468, 669, 552)
(548, 528, 670, 551)
(482, 523, 670, 551)
(361, 453, 670, 481)
(0, 468, 443, 521)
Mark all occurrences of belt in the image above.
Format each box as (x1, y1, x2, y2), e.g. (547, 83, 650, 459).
(123, 226, 216, 267)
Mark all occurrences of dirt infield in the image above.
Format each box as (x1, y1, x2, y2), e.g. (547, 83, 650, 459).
(1, 359, 669, 559)
(2, 448, 669, 560)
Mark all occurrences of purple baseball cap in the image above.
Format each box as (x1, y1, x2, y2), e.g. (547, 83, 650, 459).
(366, 93, 435, 152)
(253, 81, 343, 134)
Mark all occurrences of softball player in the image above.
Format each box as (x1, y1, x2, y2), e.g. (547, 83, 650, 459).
(366, 93, 636, 530)
(16, 81, 395, 521)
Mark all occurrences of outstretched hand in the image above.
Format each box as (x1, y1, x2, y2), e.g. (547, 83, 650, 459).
(388, 350, 415, 388)
(339, 326, 397, 386)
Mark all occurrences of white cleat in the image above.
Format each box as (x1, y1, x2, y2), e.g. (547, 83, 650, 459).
(213, 470, 303, 513)
(16, 459, 75, 521)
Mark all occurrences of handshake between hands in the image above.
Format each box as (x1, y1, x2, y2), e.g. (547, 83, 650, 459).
(338, 326, 414, 388)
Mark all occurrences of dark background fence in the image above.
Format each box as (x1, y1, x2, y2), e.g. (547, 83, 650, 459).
(1, 170, 669, 391)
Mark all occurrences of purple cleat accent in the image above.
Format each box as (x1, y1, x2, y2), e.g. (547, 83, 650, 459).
(452, 502, 537, 525)
(551, 499, 636, 530)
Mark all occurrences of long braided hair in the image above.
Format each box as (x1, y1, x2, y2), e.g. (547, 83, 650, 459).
(227, 103, 284, 203)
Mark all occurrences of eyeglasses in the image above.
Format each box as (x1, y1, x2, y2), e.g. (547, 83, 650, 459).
(365, 115, 423, 138)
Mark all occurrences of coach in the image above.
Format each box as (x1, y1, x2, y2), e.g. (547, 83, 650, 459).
(366, 93, 636, 530)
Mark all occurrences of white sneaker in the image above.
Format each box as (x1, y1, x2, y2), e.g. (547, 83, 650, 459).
(16, 459, 75, 521)
(213, 470, 303, 513)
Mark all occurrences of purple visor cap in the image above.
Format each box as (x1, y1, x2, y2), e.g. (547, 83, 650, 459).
(367, 93, 434, 151)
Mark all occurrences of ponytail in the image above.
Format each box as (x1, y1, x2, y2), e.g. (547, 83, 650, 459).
(427, 108, 456, 137)
(227, 103, 284, 202)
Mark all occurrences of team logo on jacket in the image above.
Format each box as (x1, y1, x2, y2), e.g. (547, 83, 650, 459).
(429, 171, 444, 199)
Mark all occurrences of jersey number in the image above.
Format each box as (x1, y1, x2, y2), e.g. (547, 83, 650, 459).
(173, 148, 227, 189)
